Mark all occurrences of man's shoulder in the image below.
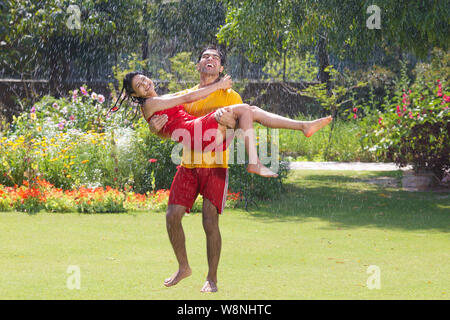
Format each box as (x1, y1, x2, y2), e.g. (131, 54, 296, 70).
(223, 88, 243, 104)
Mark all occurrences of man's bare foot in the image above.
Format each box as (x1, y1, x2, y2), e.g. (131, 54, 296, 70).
(163, 267, 192, 287)
(303, 116, 333, 138)
(247, 163, 278, 178)
(201, 280, 218, 293)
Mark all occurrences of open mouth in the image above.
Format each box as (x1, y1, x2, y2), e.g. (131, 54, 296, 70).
(206, 63, 214, 69)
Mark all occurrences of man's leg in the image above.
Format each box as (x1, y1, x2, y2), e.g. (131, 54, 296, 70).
(164, 166, 199, 287)
(201, 198, 221, 293)
(164, 204, 192, 287)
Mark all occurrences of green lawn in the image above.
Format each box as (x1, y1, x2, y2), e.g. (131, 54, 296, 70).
(0, 170, 449, 299)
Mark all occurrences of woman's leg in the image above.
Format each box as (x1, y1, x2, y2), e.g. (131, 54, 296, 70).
(228, 104, 332, 137)
(221, 105, 278, 178)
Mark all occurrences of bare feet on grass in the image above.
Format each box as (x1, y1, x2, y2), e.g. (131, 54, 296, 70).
(164, 267, 192, 287)
(247, 163, 278, 178)
(201, 280, 218, 293)
(302, 116, 333, 138)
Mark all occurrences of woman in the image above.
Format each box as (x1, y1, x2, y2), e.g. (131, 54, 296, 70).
(111, 71, 332, 177)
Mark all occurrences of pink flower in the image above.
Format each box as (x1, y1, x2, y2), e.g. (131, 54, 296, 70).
(58, 122, 65, 130)
(443, 95, 450, 103)
(353, 113, 357, 119)
(80, 86, 88, 96)
(91, 92, 98, 100)
(378, 117, 383, 125)
(30, 106, 36, 113)
(148, 158, 157, 163)
(408, 111, 413, 119)
(97, 94, 105, 104)
(52, 102, 59, 109)
(352, 107, 358, 113)
(69, 115, 75, 121)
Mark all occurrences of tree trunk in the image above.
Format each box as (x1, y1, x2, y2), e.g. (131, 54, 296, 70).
(317, 34, 330, 87)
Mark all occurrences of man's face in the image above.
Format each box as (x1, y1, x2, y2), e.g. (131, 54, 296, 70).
(197, 49, 224, 76)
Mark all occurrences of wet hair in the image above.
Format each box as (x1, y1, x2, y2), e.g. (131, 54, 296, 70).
(108, 71, 147, 120)
(197, 45, 226, 66)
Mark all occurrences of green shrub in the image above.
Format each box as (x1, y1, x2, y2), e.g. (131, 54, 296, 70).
(372, 50, 450, 179)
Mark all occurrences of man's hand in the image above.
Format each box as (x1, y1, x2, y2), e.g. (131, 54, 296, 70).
(148, 114, 168, 133)
(217, 75, 233, 90)
(214, 107, 237, 129)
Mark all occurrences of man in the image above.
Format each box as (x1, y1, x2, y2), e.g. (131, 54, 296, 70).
(149, 45, 242, 293)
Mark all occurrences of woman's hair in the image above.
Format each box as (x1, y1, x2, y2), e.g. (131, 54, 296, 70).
(108, 71, 147, 119)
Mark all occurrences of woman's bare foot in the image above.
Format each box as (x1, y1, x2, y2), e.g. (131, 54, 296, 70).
(163, 267, 192, 287)
(200, 280, 218, 293)
(247, 163, 278, 178)
(302, 116, 333, 138)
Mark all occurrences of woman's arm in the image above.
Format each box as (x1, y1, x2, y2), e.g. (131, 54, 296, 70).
(143, 75, 232, 115)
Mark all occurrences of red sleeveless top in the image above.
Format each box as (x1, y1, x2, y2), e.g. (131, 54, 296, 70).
(147, 105, 226, 152)
(149, 105, 197, 138)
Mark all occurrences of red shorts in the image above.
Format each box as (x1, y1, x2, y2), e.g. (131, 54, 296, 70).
(168, 166, 229, 214)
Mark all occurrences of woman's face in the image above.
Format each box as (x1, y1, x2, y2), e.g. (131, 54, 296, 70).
(131, 74, 156, 98)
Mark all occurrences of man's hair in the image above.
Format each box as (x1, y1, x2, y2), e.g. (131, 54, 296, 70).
(197, 45, 226, 66)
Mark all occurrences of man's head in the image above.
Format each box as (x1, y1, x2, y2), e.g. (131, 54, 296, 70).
(196, 45, 226, 77)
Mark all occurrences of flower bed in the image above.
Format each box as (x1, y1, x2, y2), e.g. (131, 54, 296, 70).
(0, 178, 242, 214)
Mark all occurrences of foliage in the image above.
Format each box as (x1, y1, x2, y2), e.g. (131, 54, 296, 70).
(263, 52, 318, 82)
(158, 52, 199, 92)
(1, 0, 144, 82)
(372, 62, 449, 179)
(219, 0, 449, 64)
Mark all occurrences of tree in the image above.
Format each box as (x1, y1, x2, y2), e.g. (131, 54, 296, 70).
(217, 1, 449, 83)
(1, 0, 144, 93)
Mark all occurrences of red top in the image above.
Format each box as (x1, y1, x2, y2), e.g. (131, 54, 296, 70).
(149, 105, 197, 138)
(147, 105, 223, 152)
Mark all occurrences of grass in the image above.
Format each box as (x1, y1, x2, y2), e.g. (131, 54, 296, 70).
(0, 170, 449, 299)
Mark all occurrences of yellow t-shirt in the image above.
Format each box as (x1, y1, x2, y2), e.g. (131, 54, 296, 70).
(179, 85, 243, 168)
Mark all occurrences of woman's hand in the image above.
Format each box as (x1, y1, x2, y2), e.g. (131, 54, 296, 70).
(148, 114, 168, 133)
(216, 75, 233, 90)
(214, 107, 237, 129)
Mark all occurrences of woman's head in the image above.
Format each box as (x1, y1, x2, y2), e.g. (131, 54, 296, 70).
(108, 71, 155, 116)
(123, 72, 156, 100)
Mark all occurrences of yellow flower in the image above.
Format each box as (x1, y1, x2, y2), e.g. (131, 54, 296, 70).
(30, 113, 36, 120)
(81, 160, 89, 164)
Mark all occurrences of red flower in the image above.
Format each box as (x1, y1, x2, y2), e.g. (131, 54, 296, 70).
(148, 158, 157, 163)
(353, 113, 357, 119)
(352, 107, 358, 113)
(378, 117, 383, 125)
